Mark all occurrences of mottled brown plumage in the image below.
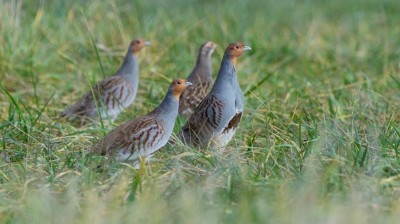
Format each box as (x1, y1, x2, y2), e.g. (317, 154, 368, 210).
(61, 38, 150, 122)
(92, 79, 192, 167)
(179, 41, 217, 118)
(180, 42, 251, 149)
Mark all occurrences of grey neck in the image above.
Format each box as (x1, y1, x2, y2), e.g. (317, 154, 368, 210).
(211, 54, 240, 92)
(189, 51, 212, 82)
(151, 91, 179, 119)
(115, 50, 139, 82)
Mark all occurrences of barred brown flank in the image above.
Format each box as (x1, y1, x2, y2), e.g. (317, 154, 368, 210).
(104, 95, 110, 108)
(119, 85, 124, 99)
(222, 112, 242, 134)
(111, 96, 115, 109)
(151, 130, 161, 147)
(62, 75, 135, 121)
(143, 127, 154, 148)
(137, 130, 145, 145)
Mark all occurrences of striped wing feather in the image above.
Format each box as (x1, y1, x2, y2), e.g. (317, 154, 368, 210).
(179, 81, 211, 116)
(181, 94, 224, 145)
(62, 76, 132, 117)
(93, 116, 165, 160)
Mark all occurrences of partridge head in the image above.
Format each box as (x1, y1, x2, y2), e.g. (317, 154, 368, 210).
(200, 41, 217, 57)
(225, 42, 252, 67)
(129, 38, 151, 56)
(172, 79, 193, 99)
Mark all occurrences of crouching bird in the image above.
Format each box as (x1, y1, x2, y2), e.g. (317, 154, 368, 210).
(92, 79, 192, 168)
(61, 38, 150, 122)
(180, 42, 251, 149)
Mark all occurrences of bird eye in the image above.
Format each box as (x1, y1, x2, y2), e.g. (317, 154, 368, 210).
(177, 81, 182, 85)
(235, 46, 239, 49)
(135, 40, 140, 44)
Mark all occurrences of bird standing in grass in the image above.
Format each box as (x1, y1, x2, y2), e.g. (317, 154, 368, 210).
(61, 38, 150, 122)
(180, 42, 251, 149)
(92, 79, 192, 167)
(179, 41, 217, 118)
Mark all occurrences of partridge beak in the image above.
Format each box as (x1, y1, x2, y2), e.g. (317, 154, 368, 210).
(243, 45, 252, 51)
(144, 41, 151, 46)
(186, 81, 193, 86)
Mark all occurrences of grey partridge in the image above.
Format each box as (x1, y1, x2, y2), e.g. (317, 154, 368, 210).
(92, 79, 192, 167)
(61, 38, 150, 122)
(180, 42, 251, 149)
(179, 41, 217, 118)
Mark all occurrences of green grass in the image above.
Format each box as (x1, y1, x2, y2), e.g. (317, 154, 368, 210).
(1, 0, 400, 223)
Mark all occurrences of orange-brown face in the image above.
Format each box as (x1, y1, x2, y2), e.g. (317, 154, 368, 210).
(224, 42, 251, 66)
(171, 79, 192, 99)
(225, 42, 251, 58)
(130, 39, 150, 54)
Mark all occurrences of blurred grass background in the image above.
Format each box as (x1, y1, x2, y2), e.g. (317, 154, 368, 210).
(1, 0, 400, 223)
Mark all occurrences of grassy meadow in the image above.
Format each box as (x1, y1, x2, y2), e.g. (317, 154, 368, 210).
(1, 0, 400, 223)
